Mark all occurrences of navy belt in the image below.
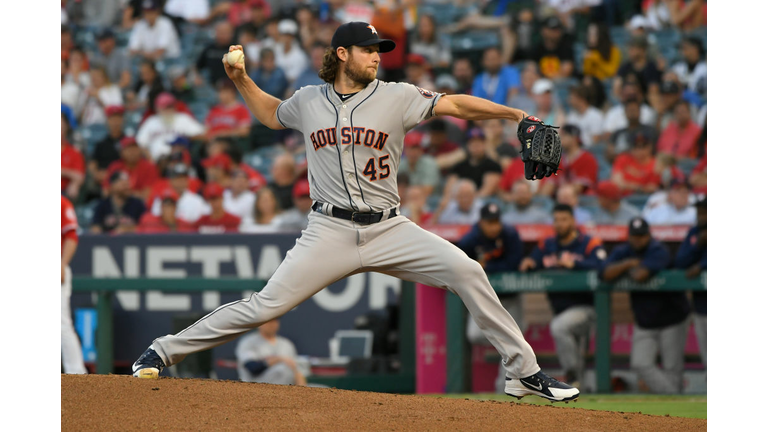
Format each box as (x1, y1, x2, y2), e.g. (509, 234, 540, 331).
(313, 202, 396, 225)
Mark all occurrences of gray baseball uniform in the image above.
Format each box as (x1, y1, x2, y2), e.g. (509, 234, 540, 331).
(150, 79, 541, 379)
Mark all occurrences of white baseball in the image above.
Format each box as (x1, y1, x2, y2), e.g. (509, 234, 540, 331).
(227, 50, 244, 66)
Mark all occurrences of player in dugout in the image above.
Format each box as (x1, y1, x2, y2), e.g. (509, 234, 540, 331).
(457, 202, 525, 393)
(518, 204, 607, 388)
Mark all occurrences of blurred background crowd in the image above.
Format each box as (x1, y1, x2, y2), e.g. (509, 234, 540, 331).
(60, 0, 707, 235)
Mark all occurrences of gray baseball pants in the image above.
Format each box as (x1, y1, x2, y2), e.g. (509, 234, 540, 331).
(550, 305, 595, 383)
(152, 211, 541, 379)
(630, 319, 689, 394)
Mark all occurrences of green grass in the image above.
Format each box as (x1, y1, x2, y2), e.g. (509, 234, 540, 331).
(431, 394, 707, 419)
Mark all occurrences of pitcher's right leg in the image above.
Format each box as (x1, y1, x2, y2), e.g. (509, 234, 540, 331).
(133, 212, 362, 377)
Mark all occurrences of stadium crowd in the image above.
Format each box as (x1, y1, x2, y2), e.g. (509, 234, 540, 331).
(61, 0, 706, 235)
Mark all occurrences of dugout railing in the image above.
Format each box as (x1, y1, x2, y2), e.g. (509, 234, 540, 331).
(73, 270, 704, 394)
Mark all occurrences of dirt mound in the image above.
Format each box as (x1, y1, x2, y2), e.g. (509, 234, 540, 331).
(62, 375, 705, 431)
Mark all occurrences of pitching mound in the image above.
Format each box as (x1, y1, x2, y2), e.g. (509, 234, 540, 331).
(62, 375, 706, 431)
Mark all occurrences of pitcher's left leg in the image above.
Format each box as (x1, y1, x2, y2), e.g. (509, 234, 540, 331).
(361, 216, 578, 401)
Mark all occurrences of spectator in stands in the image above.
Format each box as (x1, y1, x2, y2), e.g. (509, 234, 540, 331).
(446, 128, 502, 197)
(125, 60, 164, 112)
(167, 65, 197, 105)
(136, 92, 206, 161)
(501, 180, 552, 225)
(519, 204, 607, 386)
(482, 118, 518, 170)
(606, 98, 658, 164)
(223, 169, 256, 221)
(656, 77, 698, 131)
(556, 184, 593, 226)
(603, 81, 657, 141)
(202, 152, 234, 188)
(240, 186, 283, 233)
(580, 74, 607, 111)
(539, 125, 598, 197)
(163, 0, 210, 25)
(424, 119, 464, 172)
(275, 179, 313, 232)
(602, 217, 689, 394)
(103, 136, 159, 201)
(592, 181, 641, 225)
(205, 79, 252, 140)
(89, 106, 126, 187)
(400, 185, 433, 226)
(194, 183, 241, 233)
(656, 101, 702, 159)
(642, 179, 696, 226)
(410, 14, 452, 69)
(615, 36, 662, 112)
(689, 153, 706, 194)
(273, 19, 308, 85)
(81, 66, 123, 126)
(64, 47, 91, 91)
(458, 202, 525, 393)
(531, 78, 565, 129)
(404, 54, 436, 91)
(471, 46, 521, 106)
(61, 59, 83, 121)
(91, 170, 146, 234)
(399, 133, 440, 197)
(611, 132, 661, 194)
(508, 62, 539, 116)
(289, 43, 325, 93)
(136, 188, 195, 233)
(151, 163, 209, 222)
(566, 85, 604, 148)
(264, 153, 295, 211)
(582, 22, 621, 80)
(675, 197, 707, 368)
(434, 179, 483, 225)
(61, 114, 85, 201)
(532, 16, 574, 80)
(250, 47, 288, 99)
(235, 0, 269, 40)
(671, 36, 706, 95)
(452, 57, 475, 95)
(235, 319, 307, 386)
(194, 20, 236, 88)
(128, 0, 181, 61)
(92, 29, 131, 90)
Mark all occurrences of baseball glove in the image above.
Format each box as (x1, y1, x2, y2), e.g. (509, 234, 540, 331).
(517, 115, 562, 180)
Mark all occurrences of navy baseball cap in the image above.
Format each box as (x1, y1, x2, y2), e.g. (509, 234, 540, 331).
(480, 202, 502, 221)
(331, 22, 396, 53)
(628, 217, 650, 236)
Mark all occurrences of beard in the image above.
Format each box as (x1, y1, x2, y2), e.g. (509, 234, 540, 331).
(343, 55, 376, 86)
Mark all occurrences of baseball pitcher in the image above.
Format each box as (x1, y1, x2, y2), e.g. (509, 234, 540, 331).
(133, 22, 575, 402)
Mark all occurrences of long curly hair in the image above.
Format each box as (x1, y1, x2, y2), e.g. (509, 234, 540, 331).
(318, 47, 341, 84)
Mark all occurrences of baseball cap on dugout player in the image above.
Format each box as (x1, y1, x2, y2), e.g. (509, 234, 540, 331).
(331, 22, 396, 53)
(480, 203, 502, 221)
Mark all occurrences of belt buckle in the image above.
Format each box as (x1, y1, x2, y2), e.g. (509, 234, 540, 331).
(351, 212, 365, 224)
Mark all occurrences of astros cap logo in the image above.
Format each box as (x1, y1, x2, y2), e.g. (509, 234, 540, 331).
(367, 25, 378, 35)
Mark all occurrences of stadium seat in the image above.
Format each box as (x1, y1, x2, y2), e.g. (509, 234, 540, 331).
(626, 193, 651, 209)
(189, 101, 211, 123)
(450, 31, 501, 53)
(419, 4, 461, 26)
(531, 195, 554, 213)
(75, 200, 99, 230)
(81, 124, 109, 156)
(677, 158, 700, 176)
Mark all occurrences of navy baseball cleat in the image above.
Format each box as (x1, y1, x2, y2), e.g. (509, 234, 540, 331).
(505, 371, 580, 402)
(132, 345, 165, 379)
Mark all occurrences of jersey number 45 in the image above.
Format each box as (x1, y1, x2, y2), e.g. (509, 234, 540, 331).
(362, 155, 390, 181)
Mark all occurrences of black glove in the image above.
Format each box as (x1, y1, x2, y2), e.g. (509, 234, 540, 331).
(517, 115, 562, 180)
